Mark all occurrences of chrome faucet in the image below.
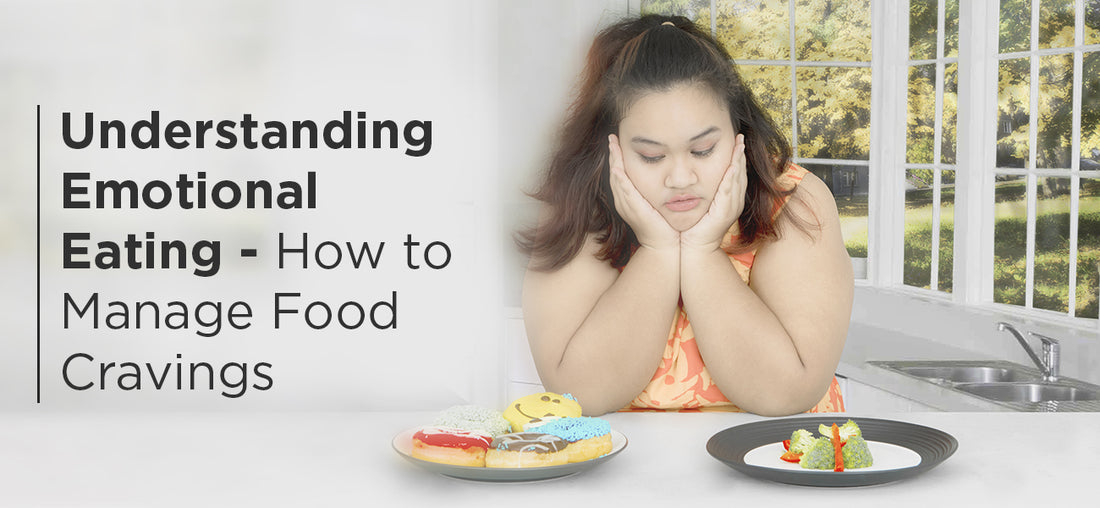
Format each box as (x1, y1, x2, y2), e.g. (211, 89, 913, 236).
(997, 322, 1060, 382)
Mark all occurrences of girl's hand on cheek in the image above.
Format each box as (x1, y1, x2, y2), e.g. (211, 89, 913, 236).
(608, 134, 679, 251)
(681, 133, 748, 252)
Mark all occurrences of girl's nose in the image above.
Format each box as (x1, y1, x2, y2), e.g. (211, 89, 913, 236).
(665, 157, 698, 188)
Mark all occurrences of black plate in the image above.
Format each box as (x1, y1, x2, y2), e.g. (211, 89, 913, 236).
(706, 416, 957, 487)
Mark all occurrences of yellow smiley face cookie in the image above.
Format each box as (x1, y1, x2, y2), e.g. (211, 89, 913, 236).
(502, 392, 582, 431)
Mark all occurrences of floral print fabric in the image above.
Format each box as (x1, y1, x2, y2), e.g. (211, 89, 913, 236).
(624, 164, 845, 413)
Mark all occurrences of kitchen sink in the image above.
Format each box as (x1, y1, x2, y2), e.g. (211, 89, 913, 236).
(869, 360, 1100, 411)
(891, 365, 1035, 384)
(953, 382, 1100, 403)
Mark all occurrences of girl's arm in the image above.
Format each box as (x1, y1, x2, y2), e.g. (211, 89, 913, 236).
(522, 231, 679, 415)
(680, 173, 853, 416)
(521, 135, 683, 415)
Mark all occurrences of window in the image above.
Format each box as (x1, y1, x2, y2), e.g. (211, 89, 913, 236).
(640, 0, 873, 276)
(989, 0, 1100, 318)
(904, 0, 959, 293)
(639, 0, 1100, 323)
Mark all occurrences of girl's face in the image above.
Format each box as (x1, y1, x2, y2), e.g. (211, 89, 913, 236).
(617, 83, 736, 232)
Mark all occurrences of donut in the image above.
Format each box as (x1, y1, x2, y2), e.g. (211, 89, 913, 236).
(536, 417, 613, 463)
(433, 405, 512, 436)
(485, 432, 569, 468)
(521, 415, 561, 431)
(502, 392, 582, 431)
(410, 426, 493, 467)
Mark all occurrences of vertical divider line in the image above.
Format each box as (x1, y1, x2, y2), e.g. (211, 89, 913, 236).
(36, 104, 41, 404)
(930, 0, 947, 291)
(1024, 0, 1039, 309)
(710, 0, 717, 37)
(980, 0, 999, 305)
(1067, 0, 1086, 318)
(789, 0, 798, 159)
(890, 0, 913, 287)
(1070, 174, 1080, 317)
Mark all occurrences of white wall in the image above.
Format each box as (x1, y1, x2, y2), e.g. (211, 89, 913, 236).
(0, 0, 517, 411)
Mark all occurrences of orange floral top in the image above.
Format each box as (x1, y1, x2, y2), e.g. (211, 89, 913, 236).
(623, 163, 845, 413)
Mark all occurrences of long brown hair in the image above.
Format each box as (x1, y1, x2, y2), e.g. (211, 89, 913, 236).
(519, 14, 802, 271)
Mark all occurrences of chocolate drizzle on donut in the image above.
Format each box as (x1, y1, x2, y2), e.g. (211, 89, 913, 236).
(491, 432, 569, 453)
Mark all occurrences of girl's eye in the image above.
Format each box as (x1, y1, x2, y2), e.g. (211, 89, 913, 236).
(640, 154, 664, 163)
(692, 146, 715, 158)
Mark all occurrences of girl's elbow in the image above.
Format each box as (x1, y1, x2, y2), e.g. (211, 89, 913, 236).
(539, 381, 623, 416)
(535, 372, 635, 416)
(733, 374, 836, 416)
(746, 397, 814, 417)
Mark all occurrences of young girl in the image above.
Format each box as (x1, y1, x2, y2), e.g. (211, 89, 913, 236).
(519, 14, 853, 416)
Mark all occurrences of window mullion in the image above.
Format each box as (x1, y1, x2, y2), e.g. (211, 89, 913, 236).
(1025, 172, 1037, 308)
(1067, 0, 1086, 316)
(954, 0, 997, 305)
(1070, 175, 1080, 317)
(929, 0, 947, 292)
(1023, 0, 1040, 309)
(871, 0, 905, 286)
(788, 0, 798, 160)
(710, 0, 717, 36)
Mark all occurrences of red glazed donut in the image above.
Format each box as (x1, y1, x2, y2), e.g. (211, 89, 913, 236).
(410, 426, 493, 467)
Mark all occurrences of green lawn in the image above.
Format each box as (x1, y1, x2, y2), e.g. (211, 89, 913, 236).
(834, 186, 1100, 319)
(836, 195, 868, 258)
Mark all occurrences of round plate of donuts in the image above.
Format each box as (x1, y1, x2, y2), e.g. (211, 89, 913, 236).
(392, 392, 628, 482)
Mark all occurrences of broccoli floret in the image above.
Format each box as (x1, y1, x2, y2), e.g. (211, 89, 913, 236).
(818, 419, 862, 441)
(789, 428, 817, 455)
(841, 436, 874, 469)
(799, 437, 835, 470)
(837, 419, 862, 441)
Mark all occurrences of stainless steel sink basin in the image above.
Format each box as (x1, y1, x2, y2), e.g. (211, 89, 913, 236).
(954, 382, 1100, 402)
(869, 360, 1100, 411)
(892, 365, 1035, 383)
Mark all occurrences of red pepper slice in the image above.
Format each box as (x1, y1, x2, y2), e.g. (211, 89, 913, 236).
(831, 423, 844, 472)
(780, 450, 803, 463)
(782, 439, 791, 451)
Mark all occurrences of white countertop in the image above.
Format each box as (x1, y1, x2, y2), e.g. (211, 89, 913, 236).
(837, 322, 1015, 410)
(1, 410, 1096, 507)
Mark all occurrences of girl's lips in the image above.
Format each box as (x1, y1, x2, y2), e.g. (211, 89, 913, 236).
(665, 195, 701, 212)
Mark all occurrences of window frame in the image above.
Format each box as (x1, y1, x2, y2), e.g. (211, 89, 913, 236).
(876, 0, 967, 296)
(887, 0, 1100, 328)
(632, 0, 1100, 329)
(988, 0, 1098, 318)
(899, 0, 959, 293)
(729, 2, 875, 278)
